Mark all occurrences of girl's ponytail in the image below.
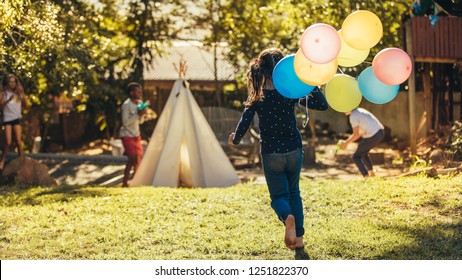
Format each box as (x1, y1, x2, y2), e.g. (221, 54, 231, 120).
(244, 48, 283, 107)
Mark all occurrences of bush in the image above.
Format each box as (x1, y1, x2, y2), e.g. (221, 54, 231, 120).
(449, 121, 462, 157)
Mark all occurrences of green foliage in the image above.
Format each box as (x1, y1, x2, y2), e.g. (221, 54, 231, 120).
(0, 0, 30, 30)
(1, 0, 416, 141)
(124, 0, 186, 81)
(1, 0, 186, 139)
(197, 0, 410, 90)
(1, 176, 461, 259)
(1, 1, 128, 130)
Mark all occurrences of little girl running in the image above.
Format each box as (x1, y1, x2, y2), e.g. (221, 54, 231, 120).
(228, 48, 328, 260)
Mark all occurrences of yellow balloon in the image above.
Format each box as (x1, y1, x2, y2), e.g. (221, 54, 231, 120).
(294, 49, 338, 86)
(342, 10, 383, 50)
(337, 29, 370, 67)
(325, 74, 362, 112)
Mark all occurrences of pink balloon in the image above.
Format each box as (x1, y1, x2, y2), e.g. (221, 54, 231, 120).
(300, 23, 341, 64)
(372, 48, 413, 85)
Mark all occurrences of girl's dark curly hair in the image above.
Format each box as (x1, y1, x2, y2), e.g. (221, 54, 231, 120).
(244, 48, 284, 107)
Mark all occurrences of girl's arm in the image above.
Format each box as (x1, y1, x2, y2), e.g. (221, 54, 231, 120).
(20, 92, 29, 109)
(229, 105, 256, 145)
(298, 87, 328, 110)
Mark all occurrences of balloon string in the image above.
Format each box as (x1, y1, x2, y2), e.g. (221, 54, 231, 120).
(337, 59, 373, 75)
(336, 56, 373, 65)
(302, 95, 310, 128)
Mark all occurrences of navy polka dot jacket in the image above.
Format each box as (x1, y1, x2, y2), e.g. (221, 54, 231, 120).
(232, 87, 328, 154)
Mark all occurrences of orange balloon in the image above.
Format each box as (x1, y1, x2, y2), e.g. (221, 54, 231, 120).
(342, 10, 383, 50)
(294, 49, 338, 86)
(337, 29, 370, 67)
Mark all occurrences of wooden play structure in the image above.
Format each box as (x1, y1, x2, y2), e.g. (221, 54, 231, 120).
(404, 15, 462, 154)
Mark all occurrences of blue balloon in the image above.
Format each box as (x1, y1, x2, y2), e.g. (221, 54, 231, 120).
(358, 66, 399, 104)
(273, 54, 315, 99)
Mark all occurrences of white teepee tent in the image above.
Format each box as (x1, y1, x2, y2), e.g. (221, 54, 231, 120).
(130, 79, 240, 188)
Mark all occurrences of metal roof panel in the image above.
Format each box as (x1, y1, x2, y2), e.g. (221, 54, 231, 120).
(143, 41, 237, 82)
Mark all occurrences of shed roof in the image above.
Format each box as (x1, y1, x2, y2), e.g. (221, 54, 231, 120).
(143, 40, 237, 82)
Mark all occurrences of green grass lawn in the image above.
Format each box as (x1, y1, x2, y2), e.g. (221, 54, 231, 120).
(1, 175, 461, 260)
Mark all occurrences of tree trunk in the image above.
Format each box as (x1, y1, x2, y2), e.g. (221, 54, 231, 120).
(214, 43, 222, 106)
(448, 64, 454, 122)
(423, 63, 433, 132)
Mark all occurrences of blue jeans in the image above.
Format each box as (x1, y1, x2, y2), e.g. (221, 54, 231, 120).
(261, 148, 304, 237)
(353, 129, 385, 176)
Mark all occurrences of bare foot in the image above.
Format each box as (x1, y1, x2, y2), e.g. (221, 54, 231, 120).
(284, 215, 296, 250)
(295, 237, 304, 248)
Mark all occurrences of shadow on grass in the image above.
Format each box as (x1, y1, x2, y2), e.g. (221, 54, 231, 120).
(377, 193, 462, 259)
(376, 192, 462, 260)
(377, 221, 462, 260)
(0, 184, 115, 207)
(315, 193, 462, 260)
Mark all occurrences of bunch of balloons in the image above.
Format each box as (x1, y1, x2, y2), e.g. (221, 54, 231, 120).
(272, 10, 413, 112)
